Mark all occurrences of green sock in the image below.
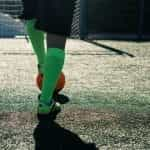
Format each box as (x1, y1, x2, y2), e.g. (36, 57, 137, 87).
(26, 19, 46, 73)
(39, 48, 65, 114)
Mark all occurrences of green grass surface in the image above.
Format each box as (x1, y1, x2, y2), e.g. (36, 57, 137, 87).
(0, 39, 150, 149)
(0, 90, 150, 149)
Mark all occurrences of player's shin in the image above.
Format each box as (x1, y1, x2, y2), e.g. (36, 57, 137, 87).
(38, 48, 65, 114)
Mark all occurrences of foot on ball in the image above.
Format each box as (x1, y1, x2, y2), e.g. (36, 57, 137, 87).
(53, 92, 70, 104)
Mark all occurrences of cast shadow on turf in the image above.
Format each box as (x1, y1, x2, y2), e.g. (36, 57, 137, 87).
(85, 40, 135, 57)
(33, 120, 98, 150)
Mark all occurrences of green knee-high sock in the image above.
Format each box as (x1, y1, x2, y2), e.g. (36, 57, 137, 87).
(39, 48, 65, 114)
(26, 19, 45, 73)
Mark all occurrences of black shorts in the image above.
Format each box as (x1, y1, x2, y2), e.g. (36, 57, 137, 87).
(21, 0, 75, 36)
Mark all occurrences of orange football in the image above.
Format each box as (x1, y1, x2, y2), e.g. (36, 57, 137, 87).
(36, 72, 65, 92)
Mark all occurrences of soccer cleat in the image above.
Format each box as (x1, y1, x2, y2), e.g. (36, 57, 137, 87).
(37, 98, 61, 122)
(38, 101, 61, 114)
(38, 93, 70, 105)
(53, 91, 70, 104)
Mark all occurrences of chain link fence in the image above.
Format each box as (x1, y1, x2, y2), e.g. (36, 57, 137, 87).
(0, 0, 150, 40)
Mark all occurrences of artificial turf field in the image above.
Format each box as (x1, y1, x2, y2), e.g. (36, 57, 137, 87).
(0, 39, 150, 149)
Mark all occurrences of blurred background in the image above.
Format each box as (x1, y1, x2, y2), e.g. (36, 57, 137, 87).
(0, 0, 150, 40)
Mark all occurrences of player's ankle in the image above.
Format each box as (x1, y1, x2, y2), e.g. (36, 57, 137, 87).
(38, 102, 53, 114)
(38, 101, 61, 115)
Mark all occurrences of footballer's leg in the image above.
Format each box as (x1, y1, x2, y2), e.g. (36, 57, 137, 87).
(37, 34, 67, 121)
(26, 19, 46, 74)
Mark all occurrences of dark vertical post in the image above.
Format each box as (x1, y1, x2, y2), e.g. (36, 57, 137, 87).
(80, 0, 88, 40)
(137, 0, 144, 40)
